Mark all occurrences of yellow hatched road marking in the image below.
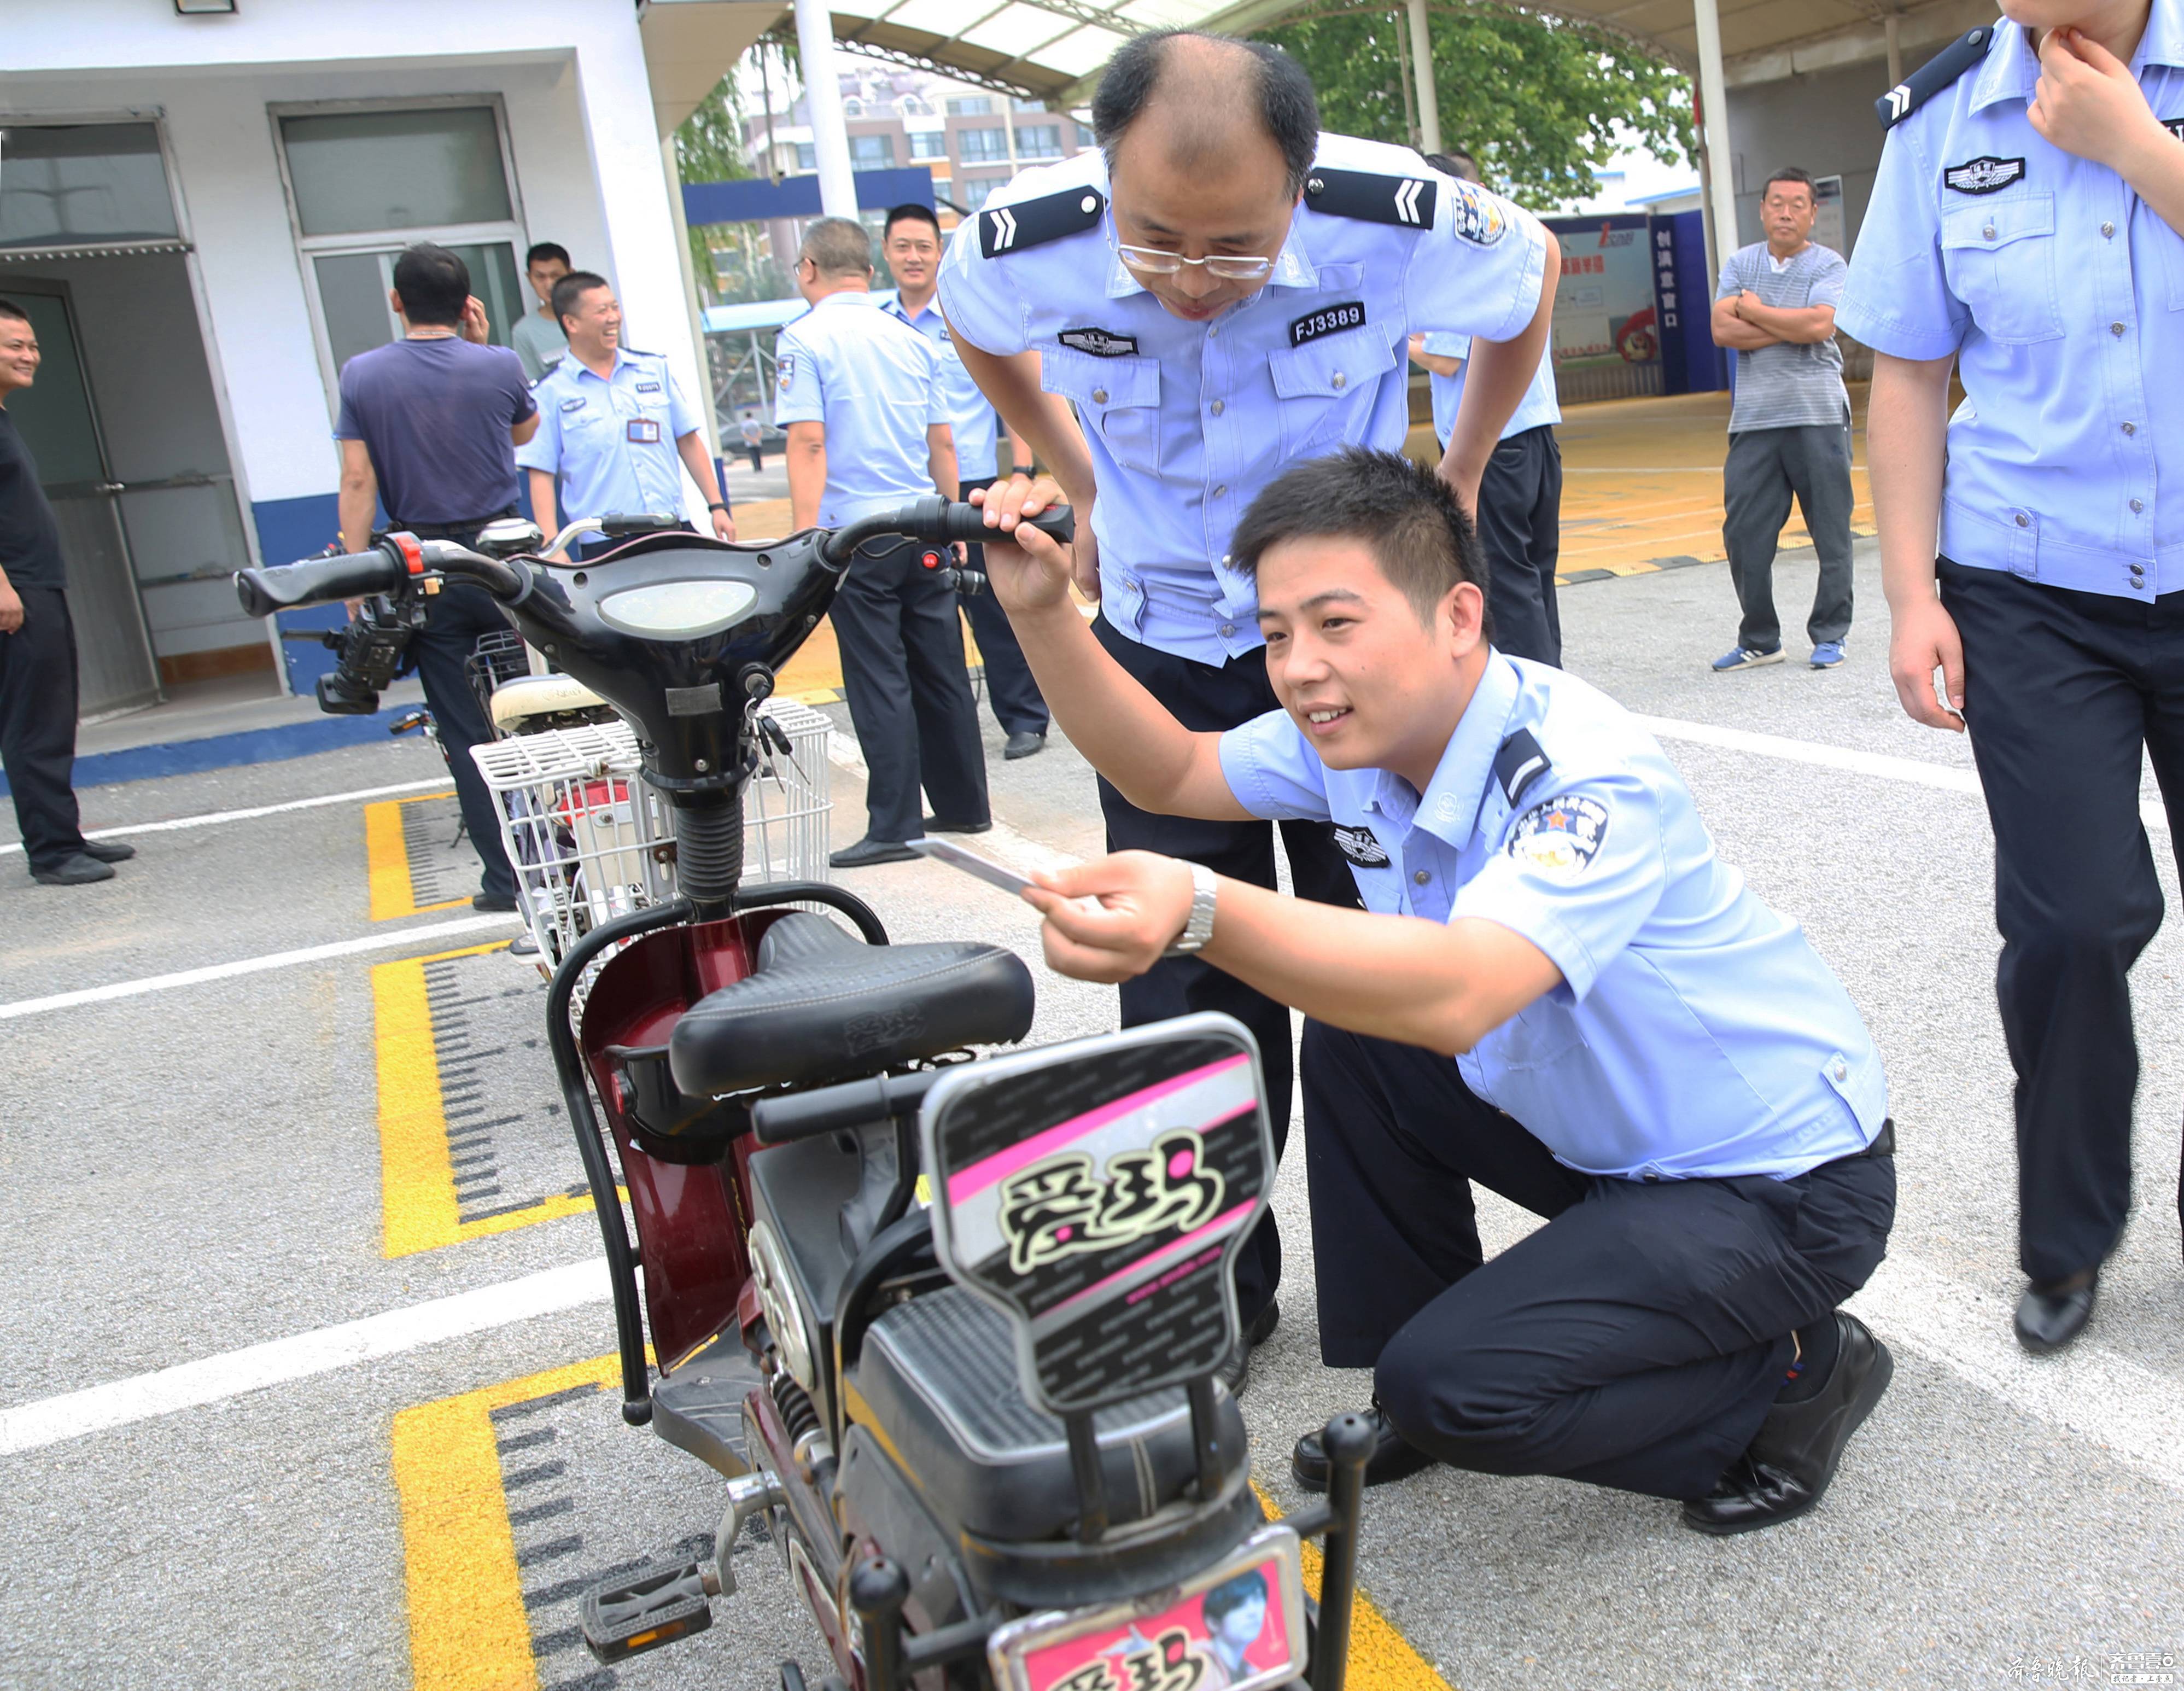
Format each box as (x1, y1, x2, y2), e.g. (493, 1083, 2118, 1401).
(367, 791, 472, 922)
(1254, 1480, 1457, 1691)
(373, 942, 605, 1257)
(394, 1353, 621, 1691)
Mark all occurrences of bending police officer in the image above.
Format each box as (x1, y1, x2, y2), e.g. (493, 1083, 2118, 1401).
(938, 29, 1560, 1358)
(1839, 0, 2184, 1352)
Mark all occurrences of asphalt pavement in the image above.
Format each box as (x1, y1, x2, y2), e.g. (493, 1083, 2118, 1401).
(3, 539, 2180, 1690)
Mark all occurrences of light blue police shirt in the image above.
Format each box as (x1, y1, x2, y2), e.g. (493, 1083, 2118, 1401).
(1218, 654, 1888, 1180)
(938, 133, 1549, 666)
(774, 291, 949, 527)
(515, 349, 700, 521)
(1420, 330, 1562, 451)
(887, 295, 1002, 484)
(1836, 9, 2184, 599)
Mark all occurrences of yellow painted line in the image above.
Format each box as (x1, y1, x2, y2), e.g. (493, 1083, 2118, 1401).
(367, 791, 471, 922)
(374, 941, 605, 1258)
(1253, 1481, 1457, 1691)
(394, 1352, 621, 1691)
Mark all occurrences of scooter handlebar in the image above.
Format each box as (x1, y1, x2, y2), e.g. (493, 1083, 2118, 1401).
(235, 544, 404, 616)
(750, 1069, 942, 1147)
(823, 497, 1074, 567)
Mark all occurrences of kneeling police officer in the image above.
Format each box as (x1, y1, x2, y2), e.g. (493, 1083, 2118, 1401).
(978, 448, 1899, 1532)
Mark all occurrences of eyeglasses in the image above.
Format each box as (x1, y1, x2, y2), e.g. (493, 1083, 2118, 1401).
(1114, 242, 1275, 283)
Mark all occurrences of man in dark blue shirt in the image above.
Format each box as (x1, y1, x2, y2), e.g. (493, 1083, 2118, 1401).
(0, 298, 137, 887)
(332, 244, 538, 909)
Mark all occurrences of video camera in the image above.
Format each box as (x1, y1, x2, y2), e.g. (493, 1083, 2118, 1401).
(311, 591, 423, 715)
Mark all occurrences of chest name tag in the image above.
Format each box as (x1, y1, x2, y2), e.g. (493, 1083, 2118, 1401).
(1333, 824, 1392, 868)
(1944, 155, 2025, 194)
(1508, 794, 1609, 878)
(1289, 301, 1366, 347)
(635, 380, 662, 393)
(1058, 326, 1138, 358)
(626, 417, 662, 444)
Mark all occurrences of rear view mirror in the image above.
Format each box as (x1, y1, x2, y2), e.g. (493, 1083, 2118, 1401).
(919, 1013, 1274, 1416)
(477, 517, 545, 557)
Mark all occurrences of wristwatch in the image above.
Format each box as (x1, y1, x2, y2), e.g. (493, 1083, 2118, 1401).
(706, 502, 728, 512)
(1009, 464, 1036, 478)
(1163, 861, 1218, 958)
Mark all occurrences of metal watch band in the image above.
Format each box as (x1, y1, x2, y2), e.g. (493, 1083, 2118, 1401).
(1163, 861, 1218, 958)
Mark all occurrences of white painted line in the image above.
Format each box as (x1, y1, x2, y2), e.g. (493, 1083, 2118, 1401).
(1638, 714, 2173, 836)
(1847, 1255, 2184, 1494)
(0, 911, 521, 1022)
(0, 1259, 611, 1455)
(0, 778, 451, 858)
(825, 735, 1082, 881)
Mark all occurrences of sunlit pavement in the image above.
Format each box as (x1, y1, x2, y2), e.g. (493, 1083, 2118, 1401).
(4, 534, 2181, 1690)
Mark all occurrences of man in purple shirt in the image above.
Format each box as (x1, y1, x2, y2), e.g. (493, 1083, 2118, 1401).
(333, 243, 538, 909)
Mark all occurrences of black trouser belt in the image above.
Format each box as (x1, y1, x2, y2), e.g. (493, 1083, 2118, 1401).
(390, 510, 516, 539)
(1843, 1119, 1895, 1160)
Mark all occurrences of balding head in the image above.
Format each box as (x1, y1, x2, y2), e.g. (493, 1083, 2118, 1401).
(799, 217, 872, 280)
(1093, 30, 1318, 196)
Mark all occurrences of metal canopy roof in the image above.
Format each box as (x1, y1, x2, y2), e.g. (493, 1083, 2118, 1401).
(818, 0, 1989, 102)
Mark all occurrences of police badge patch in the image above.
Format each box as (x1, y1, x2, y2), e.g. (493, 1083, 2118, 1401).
(1943, 156, 2025, 194)
(1332, 824, 1392, 869)
(1449, 180, 1508, 246)
(1506, 794, 1608, 877)
(776, 351, 795, 390)
(1057, 327, 1138, 358)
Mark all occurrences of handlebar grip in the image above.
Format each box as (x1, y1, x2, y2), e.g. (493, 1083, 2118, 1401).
(937, 501, 1074, 547)
(597, 511, 685, 537)
(750, 1069, 942, 1147)
(236, 548, 401, 617)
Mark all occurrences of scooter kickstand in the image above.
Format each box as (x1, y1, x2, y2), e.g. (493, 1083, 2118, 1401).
(706, 1467, 787, 1597)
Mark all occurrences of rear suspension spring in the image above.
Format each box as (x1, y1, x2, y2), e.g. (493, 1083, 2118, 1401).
(772, 1371, 821, 1445)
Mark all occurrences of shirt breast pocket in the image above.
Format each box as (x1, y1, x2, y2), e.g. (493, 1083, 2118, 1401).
(1042, 347, 1160, 475)
(1940, 194, 2065, 346)
(1269, 326, 1398, 460)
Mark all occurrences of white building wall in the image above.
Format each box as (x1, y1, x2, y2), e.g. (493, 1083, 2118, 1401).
(3, 0, 710, 550)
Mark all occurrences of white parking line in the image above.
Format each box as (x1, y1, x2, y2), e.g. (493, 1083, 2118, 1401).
(0, 778, 451, 858)
(0, 911, 521, 1022)
(0, 1259, 610, 1455)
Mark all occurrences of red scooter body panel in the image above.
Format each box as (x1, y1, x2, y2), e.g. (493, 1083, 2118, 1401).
(578, 912, 786, 1371)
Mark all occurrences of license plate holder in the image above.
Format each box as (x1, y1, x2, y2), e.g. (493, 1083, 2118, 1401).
(986, 1524, 1307, 1691)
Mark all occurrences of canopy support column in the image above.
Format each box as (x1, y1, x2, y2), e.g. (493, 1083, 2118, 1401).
(793, 0, 857, 219)
(1406, 0, 1443, 157)
(1692, 0, 1741, 275)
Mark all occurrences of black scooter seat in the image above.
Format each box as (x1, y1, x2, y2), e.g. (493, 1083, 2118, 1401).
(669, 912, 1033, 1097)
(850, 1285, 1245, 1543)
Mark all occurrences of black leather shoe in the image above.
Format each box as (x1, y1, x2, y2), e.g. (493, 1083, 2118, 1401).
(79, 839, 136, 864)
(472, 890, 519, 912)
(30, 853, 115, 886)
(1003, 731, 1047, 761)
(1682, 1311, 1893, 1536)
(921, 815, 993, 835)
(1292, 1402, 1436, 1492)
(2014, 1271, 2099, 1355)
(831, 837, 921, 869)
(1216, 1301, 1280, 1396)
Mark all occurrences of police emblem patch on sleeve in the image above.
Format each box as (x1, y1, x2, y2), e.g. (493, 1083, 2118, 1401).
(776, 351, 795, 390)
(1449, 181, 1508, 246)
(1943, 156, 2025, 194)
(1506, 794, 1608, 877)
(1332, 824, 1392, 868)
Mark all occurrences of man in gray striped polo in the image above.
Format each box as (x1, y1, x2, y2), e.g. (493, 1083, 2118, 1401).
(1708, 167, 1855, 673)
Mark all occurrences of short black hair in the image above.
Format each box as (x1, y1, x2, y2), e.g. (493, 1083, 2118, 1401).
(1203, 1567, 1268, 1627)
(0, 298, 29, 326)
(551, 270, 610, 329)
(391, 243, 470, 327)
(1426, 150, 1480, 185)
(1762, 166, 1815, 199)
(1092, 30, 1318, 195)
(1229, 447, 1492, 638)
(883, 202, 941, 239)
(525, 241, 571, 270)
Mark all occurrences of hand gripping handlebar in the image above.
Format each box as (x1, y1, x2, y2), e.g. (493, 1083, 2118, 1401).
(821, 496, 1075, 567)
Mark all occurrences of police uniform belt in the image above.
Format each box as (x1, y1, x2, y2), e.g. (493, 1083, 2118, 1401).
(390, 510, 517, 539)
(1302, 166, 1439, 228)
(1876, 26, 1991, 127)
(979, 186, 1106, 259)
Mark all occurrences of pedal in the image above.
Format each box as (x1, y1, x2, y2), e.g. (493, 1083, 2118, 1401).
(579, 1559, 714, 1663)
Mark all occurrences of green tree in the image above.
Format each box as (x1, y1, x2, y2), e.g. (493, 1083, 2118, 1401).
(674, 74, 753, 301)
(1254, 6, 1694, 211)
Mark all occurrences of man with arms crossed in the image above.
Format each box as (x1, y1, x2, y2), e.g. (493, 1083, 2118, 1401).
(941, 31, 1558, 1365)
(980, 447, 1898, 1535)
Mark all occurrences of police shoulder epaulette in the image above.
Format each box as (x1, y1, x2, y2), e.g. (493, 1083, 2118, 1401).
(1877, 26, 1992, 129)
(1301, 166, 1436, 229)
(978, 186, 1106, 259)
(1493, 729, 1551, 806)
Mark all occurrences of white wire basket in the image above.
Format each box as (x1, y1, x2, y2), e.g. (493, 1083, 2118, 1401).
(470, 700, 833, 972)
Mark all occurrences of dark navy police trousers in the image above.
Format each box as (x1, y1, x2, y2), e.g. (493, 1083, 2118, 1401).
(1302, 1020, 1895, 1501)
